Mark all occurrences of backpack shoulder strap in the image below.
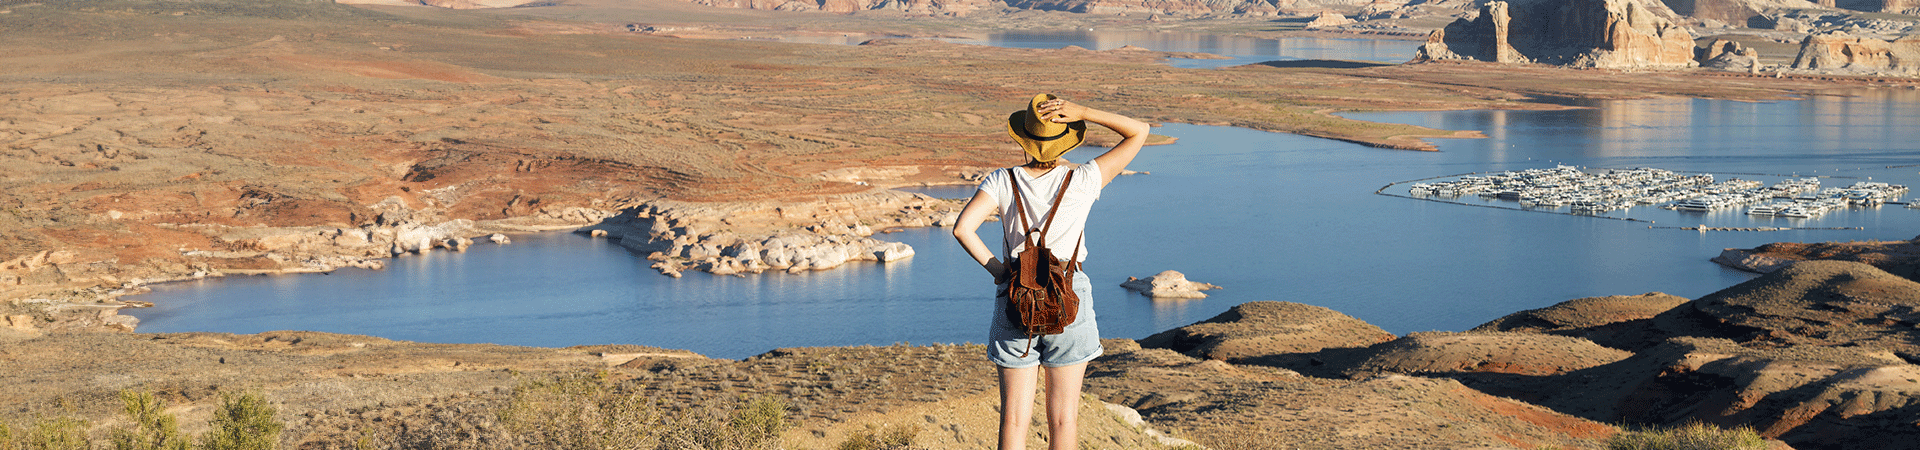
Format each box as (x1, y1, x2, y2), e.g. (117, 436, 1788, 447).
(1035, 170, 1074, 247)
(1004, 168, 1031, 257)
(1005, 167, 1077, 255)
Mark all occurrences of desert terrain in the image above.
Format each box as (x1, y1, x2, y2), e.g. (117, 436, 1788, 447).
(5, 0, 1920, 447)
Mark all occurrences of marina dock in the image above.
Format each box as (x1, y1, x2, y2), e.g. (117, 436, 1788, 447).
(1381, 166, 1911, 230)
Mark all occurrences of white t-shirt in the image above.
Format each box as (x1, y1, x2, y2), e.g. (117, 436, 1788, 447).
(975, 163, 1103, 262)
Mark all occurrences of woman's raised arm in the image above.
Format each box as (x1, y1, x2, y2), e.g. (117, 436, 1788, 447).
(1034, 99, 1150, 187)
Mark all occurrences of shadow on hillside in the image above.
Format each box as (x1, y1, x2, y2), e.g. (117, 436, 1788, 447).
(1254, 60, 1398, 69)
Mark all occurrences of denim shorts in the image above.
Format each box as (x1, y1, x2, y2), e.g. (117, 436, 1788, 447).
(988, 271, 1102, 368)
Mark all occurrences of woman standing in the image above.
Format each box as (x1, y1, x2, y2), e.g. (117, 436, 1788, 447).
(951, 94, 1149, 450)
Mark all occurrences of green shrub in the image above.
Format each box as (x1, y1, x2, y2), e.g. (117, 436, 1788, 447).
(111, 390, 191, 450)
(21, 415, 90, 450)
(725, 395, 789, 448)
(0, 422, 13, 450)
(833, 423, 917, 450)
(199, 391, 283, 450)
(1607, 422, 1768, 450)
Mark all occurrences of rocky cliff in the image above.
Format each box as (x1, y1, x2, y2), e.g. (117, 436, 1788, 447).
(1142, 260, 1920, 450)
(1790, 31, 1920, 73)
(1698, 38, 1763, 71)
(1413, 0, 1698, 68)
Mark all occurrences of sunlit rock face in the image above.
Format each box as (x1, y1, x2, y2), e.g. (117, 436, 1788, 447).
(1413, 0, 1696, 69)
(1790, 32, 1920, 74)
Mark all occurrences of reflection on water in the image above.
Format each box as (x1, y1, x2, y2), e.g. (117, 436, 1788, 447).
(1356, 89, 1920, 171)
(130, 90, 1920, 359)
(766, 30, 1416, 68)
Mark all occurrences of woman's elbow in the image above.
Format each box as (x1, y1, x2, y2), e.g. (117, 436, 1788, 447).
(950, 224, 975, 241)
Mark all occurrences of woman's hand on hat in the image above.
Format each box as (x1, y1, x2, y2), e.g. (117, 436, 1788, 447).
(1037, 99, 1088, 123)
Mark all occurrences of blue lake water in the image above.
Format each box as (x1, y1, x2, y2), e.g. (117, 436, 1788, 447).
(127, 48, 1920, 360)
(773, 30, 1415, 68)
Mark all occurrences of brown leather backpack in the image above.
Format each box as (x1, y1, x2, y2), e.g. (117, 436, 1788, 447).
(1002, 168, 1083, 357)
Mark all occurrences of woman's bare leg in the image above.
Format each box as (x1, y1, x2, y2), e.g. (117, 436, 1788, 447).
(999, 365, 1039, 450)
(1043, 362, 1088, 450)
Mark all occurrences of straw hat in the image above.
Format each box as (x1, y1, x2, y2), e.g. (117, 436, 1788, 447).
(1006, 93, 1086, 163)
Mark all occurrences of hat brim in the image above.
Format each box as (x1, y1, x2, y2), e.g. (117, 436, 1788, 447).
(1006, 110, 1086, 163)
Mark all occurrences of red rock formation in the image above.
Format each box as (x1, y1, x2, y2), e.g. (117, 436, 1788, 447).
(1413, 2, 1528, 63)
(1790, 31, 1920, 74)
(1412, 0, 1695, 69)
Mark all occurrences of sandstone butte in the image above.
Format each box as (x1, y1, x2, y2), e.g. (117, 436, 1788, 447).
(1413, 0, 1700, 68)
(3, 0, 1920, 447)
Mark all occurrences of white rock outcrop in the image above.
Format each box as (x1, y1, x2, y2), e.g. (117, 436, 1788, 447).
(584, 190, 958, 277)
(1120, 270, 1221, 299)
(1790, 32, 1920, 74)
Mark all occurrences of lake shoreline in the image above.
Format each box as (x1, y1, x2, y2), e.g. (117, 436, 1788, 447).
(11, 64, 1911, 337)
(6, 0, 1920, 348)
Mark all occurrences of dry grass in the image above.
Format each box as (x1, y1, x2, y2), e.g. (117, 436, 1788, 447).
(376, 370, 794, 450)
(831, 423, 919, 450)
(1606, 422, 1768, 450)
